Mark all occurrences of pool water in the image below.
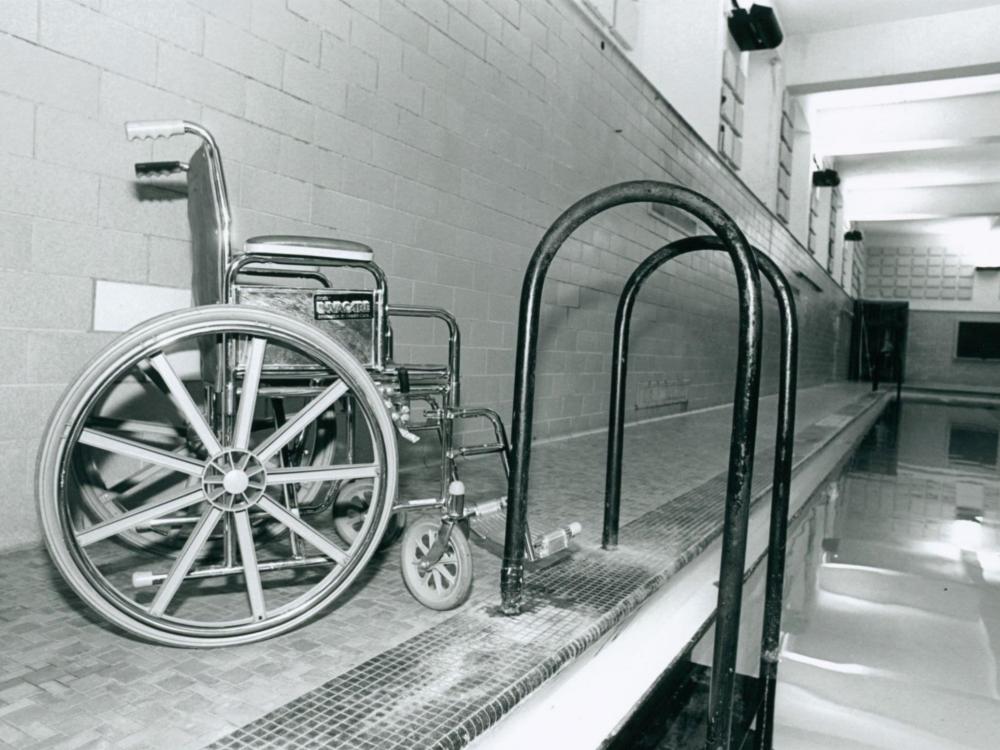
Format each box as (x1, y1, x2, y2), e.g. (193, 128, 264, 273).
(773, 400, 1000, 749)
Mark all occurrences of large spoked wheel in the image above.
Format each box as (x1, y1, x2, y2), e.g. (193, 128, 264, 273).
(37, 305, 398, 647)
(400, 517, 472, 611)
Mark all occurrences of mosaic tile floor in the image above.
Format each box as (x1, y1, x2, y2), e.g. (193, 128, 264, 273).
(0, 383, 876, 749)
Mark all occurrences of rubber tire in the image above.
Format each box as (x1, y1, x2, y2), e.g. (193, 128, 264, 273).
(400, 517, 472, 611)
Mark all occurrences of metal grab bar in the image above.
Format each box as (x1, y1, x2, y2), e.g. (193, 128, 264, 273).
(500, 181, 763, 750)
(748, 249, 797, 750)
(600, 236, 798, 749)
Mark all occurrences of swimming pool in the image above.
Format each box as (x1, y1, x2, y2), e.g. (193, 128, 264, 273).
(771, 399, 1000, 750)
(609, 398, 1000, 749)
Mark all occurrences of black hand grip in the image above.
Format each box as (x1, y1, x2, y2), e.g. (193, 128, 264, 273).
(134, 161, 186, 178)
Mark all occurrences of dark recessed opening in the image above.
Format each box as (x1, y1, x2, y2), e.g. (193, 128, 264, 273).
(956, 321, 1000, 359)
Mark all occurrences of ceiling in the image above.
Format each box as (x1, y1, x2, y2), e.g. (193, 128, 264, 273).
(769, 0, 1000, 36)
(770, 1, 1000, 245)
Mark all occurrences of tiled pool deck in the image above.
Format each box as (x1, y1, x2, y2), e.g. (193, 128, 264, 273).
(0, 383, 879, 749)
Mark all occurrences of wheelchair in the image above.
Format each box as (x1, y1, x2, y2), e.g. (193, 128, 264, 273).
(36, 120, 579, 647)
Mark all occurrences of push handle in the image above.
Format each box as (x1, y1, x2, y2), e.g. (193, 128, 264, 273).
(124, 120, 186, 140)
(134, 161, 187, 178)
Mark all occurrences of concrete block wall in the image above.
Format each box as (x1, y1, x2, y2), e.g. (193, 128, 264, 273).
(0, 0, 851, 550)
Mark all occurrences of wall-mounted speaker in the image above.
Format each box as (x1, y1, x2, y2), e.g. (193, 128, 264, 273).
(813, 169, 841, 187)
(728, 4, 784, 51)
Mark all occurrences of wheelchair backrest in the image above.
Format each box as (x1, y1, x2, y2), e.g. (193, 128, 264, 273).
(129, 121, 404, 379)
(187, 143, 231, 308)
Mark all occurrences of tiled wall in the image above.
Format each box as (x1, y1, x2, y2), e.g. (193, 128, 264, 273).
(0, 0, 851, 549)
(863, 241, 999, 389)
(864, 244, 974, 301)
(905, 311, 1000, 388)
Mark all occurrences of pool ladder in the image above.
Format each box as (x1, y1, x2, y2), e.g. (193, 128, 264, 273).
(498, 182, 798, 750)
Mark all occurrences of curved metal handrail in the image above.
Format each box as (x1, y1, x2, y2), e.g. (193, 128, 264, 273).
(500, 182, 763, 749)
(601, 235, 798, 748)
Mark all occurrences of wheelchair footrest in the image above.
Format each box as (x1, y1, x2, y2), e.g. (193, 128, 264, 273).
(455, 442, 506, 458)
(531, 522, 582, 560)
(465, 497, 505, 517)
(464, 499, 581, 568)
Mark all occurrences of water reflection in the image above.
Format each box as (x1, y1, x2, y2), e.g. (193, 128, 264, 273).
(774, 400, 1000, 750)
(949, 424, 999, 470)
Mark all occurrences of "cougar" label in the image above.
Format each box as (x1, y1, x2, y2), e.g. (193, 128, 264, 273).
(313, 292, 374, 320)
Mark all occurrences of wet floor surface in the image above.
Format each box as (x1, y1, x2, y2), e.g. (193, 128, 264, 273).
(773, 400, 1000, 750)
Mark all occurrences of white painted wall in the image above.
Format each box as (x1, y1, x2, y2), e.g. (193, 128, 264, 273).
(740, 52, 784, 205)
(629, 0, 728, 145)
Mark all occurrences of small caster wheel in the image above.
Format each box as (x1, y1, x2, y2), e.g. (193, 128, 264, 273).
(332, 479, 406, 550)
(400, 517, 473, 610)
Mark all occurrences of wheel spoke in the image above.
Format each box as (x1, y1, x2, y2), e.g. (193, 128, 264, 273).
(268, 463, 378, 485)
(437, 564, 457, 585)
(76, 489, 205, 547)
(101, 454, 189, 499)
(79, 429, 204, 476)
(86, 416, 186, 442)
(416, 536, 430, 556)
(148, 354, 222, 456)
(430, 569, 444, 589)
(81, 456, 187, 519)
(255, 380, 347, 462)
(233, 510, 266, 620)
(233, 338, 266, 450)
(257, 497, 348, 563)
(149, 507, 223, 616)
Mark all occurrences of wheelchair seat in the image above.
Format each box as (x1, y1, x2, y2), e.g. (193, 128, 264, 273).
(242, 235, 374, 264)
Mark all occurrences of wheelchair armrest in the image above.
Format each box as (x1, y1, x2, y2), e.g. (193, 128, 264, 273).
(229, 243, 386, 304)
(387, 305, 461, 406)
